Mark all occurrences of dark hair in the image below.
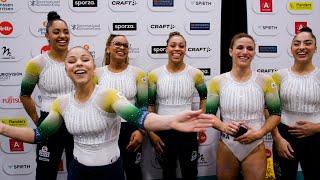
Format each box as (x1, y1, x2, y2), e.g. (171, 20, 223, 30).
(103, 34, 128, 65)
(229, 33, 255, 49)
(46, 11, 67, 33)
(294, 27, 317, 46)
(166, 31, 186, 45)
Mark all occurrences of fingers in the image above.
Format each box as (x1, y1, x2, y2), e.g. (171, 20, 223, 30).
(155, 140, 164, 154)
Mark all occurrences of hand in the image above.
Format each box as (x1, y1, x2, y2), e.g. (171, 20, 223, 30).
(126, 130, 144, 152)
(234, 127, 261, 144)
(148, 131, 165, 154)
(289, 121, 319, 138)
(273, 135, 294, 160)
(169, 110, 214, 132)
(223, 121, 240, 136)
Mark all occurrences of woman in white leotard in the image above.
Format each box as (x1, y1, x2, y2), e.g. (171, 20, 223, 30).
(271, 27, 320, 180)
(205, 33, 281, 180)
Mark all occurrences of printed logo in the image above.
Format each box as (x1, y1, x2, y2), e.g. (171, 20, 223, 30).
(256, 68, 278, 73)
(186, 39, 214, 58)
(258, 46, 277, 53)
(153, 0, 174, 7)
(148, 23, 176, 35)
(28, 0, 60, 12)
(0, 95, 22, 109)
(9, 139, 24, 152)
(30, 19, 47, 37)
(260, 0, 272, 12)
(1, 46, 15, 61)
(295, 21, 307, 34)
(108, 0, 138, 12)
(128, 43, 140, 59)
(73, 0, 97, 7)
(186, 0, 215, 12)
(151, 46, 166, 54)
(199, 68, 211, 76)
(288, 1, 313, 13)
(0, 72, 23, 86)
(70, 23, 102, 36)
(0, 21, 13, 36)
(38, 145, 50, 162)
(3, 159, 35, 175)
(190, 22, 210, 30)
(0, 117, 28, 127)
(198, 131, 207, 144)
(253, 23, 280, 36)
(0, 0, 17, 13)
(112, 23, 137, 31)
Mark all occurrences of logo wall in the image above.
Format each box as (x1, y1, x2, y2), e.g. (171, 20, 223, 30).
(186, 39, 214, 58)
(148, 23, 177, 35)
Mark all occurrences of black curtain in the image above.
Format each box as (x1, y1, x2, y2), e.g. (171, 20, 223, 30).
(220, 0, 247, 73)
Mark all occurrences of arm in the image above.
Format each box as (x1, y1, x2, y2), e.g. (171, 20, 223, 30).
(194, 70, 207, 111)
(0, 99, 64, 143)
(20, 60, 41, 124)
(135, 69, 148, 109)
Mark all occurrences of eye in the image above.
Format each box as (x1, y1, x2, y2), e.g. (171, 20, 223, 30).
(247, 46, 254, 51)
(236, 45, 244, 50)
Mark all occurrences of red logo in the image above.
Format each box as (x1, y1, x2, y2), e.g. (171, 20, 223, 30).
(295, 22, 307, 34)
(9, 139, 24, 152)
(260, 0, 272, 12)
(40, 45, 50, 54)
(0, 21, 13, 36)
(58, 160, 64, 171)
(2, 96, 22, 104)
(198, 131, 207, 144)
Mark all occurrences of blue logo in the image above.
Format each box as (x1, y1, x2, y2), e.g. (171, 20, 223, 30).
(258, 46, 277, 53)
(190, 23, 210, 30)
(153, 0, 174, 7)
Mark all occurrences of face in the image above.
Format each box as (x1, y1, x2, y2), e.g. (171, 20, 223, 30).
(65, 47, 95, 86)
(229, 37, 255, 68)
(45, 20, 70, 52)
(107, 35, 129, 63)
(166, 36, 186, 64)
(291, 32, 317, 63)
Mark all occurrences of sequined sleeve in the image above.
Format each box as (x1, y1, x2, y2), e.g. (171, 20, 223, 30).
(193, 69, 207, 100)
(263, 75, 281, 116)
(135, 68, 148, 110)
(20, 60, 41, 96)
(205, 77, 220, 115)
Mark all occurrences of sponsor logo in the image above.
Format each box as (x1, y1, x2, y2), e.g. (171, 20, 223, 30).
(112, 23, 137, 31)
(258, 46, 277, 53)
(190, 22, 210, 30)
(190, 0, 213, 6)
(0, 72, 22, 81)
(197, 153, 209, 166)
(73, 0, 97, 7)
(0, 0, 15, 12)
(71, 24, 101, 31)
(0, 21, 13, 36)
(288, 1, 312, 11)
(295, 21, 307, 34)
(1, 96, 21, 104)
(4, 160, 34, 175)
(9, 139, 24, 152)
(29, 0, 60, 7)
(1, 46, 15, 60)
(41, 45, 50, 54)
(188, 47, 212, 52)
(1, 117, 27, 127)
(38, 146, 50, 161)
(128, 43, 140, 59)
(151, 46, 166, 54)
(150, 24, 175, 29)
(256, 68, 278, 73)
(260, 0, 272, 12)
(199, 68, 211, 76)
(153, 0, 174, 7)
(198, 131, 207, 144)
(111, 0, 137, 6)
(253, 24, 280, 36)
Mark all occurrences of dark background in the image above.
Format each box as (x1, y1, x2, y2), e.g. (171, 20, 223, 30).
(220, 0, 247, 73)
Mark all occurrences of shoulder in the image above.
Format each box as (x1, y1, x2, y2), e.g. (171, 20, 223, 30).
(51, 94, 70, 114)
(25, 54, 47, 75)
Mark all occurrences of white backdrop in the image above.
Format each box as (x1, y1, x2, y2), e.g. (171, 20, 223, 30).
(0, 0, 221, 179)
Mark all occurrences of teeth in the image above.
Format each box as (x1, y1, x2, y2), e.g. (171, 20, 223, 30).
(75, 70, 85, 74)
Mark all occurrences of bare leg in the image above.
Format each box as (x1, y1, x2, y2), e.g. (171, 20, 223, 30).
(216, 140, 240, 180)
(241, 143, 267, 180)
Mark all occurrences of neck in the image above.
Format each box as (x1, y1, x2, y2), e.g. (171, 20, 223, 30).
(74, 82, 95, 103)
(48, 49, 67, 62)
(108, 59, 128, 73)
(166, 61, 185, 73)
(230, 66, 252, 82)
(291, 61, 315, 75)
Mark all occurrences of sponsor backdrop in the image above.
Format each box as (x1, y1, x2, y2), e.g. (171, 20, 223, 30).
(247, 0, 320, 179)
(0, 0, 221, 180)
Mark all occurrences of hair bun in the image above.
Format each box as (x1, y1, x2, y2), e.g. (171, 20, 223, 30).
(47, 11, 60, 21)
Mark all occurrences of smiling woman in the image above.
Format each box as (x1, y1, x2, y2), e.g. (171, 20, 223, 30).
(1, 46, 215, 180)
